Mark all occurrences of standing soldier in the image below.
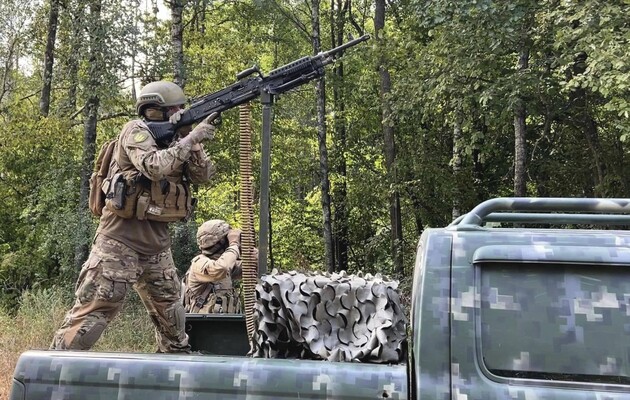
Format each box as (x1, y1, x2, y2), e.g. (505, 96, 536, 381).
(183, 220, 252, 314)
(51, 81, 218, 353)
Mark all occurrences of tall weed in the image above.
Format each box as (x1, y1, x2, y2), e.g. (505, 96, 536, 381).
(0, 286, 155, 398)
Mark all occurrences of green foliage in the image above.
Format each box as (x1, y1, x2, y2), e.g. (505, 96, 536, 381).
(0, 0, 628, 315)
(0, 99, 88, 307)
(271, 188, 325, 271)
(170, 220, 200, 275)
(394, 0, 630, 209)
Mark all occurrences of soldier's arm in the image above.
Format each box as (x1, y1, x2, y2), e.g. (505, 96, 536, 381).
(186, 144, 216, 184)
(123, 126, 193, 181)
(231, 247, 257, 280)
(191, 246, 240, 283)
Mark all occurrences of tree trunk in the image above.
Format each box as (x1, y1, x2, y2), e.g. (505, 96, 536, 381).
(513, 47, 529, 197)
(331, 0, 348, 272)
(582, 118, 605, 195)
(171, 0, 186, 88)
(61, 0, 82, 114)
(40, 0, 61, 116)
(311, 0, 335, 273)
(75, 0, 103, 270)
(130, 1, 139, 102)
(375, 0, 403, 274)
(612, 135, 629, 196)
(452, 112, 463, 219)
(569, 52, 606, 196)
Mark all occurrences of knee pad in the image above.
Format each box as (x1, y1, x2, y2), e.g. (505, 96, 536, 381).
(173, 301, 186, 335)
(70, 321, 107, 350)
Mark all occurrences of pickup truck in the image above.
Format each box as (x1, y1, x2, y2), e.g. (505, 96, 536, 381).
(10, 197, 630, 399)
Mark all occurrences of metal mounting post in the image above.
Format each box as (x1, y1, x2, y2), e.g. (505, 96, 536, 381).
(258, 91, 274, 276)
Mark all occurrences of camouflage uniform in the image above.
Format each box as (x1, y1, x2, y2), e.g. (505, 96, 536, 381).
(183, 220, 249, 314)
(51, 118, 214, 353)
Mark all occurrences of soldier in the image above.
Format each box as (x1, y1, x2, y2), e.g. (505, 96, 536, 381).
(183, 220, 252, 314)
(51, 81, 218, 353)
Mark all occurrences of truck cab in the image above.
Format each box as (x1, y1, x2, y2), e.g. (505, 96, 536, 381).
(412, 197, 630, 399)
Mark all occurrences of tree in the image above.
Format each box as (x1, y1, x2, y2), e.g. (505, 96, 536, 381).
(168, 0, 186, 87)
(513, 46, 529, 197)
(375, 0, 403, 274)
(0, 0, 36, 108)
(310, 0, 335, 272)
(40, 0, 62, 116)
(56, 0, 84, 114)
(329, 0, 348, 273)
(75, 0, 105, 269)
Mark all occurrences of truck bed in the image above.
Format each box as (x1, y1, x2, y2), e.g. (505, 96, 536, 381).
(10, 350, 407, 400)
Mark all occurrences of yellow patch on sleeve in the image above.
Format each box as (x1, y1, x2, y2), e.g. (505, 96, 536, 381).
(133, 132, 149, 143)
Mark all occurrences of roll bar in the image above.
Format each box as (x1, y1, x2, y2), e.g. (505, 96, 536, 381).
(449, 197, 630, 230)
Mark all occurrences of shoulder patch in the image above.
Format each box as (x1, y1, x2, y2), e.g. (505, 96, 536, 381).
(134, 132, 149, 143)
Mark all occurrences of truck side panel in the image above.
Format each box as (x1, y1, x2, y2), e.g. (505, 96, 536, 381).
(10, 350, 407, 400)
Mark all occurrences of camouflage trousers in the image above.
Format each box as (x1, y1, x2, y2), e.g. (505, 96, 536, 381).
(50, 235, 190, 353)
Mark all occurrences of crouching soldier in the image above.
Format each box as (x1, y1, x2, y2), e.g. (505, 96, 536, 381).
(183, 219, 248, 314)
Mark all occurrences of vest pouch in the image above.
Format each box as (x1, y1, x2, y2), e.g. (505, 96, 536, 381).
(199, 293, 217, 314)
(141, 180, 191, 223)
(213, 290, 242, 314)
(187, 285, 242, 314)
(136, 192, 150, 220)
(89, 172, 106, 216)
(111, 175, 127, 210)
(104, 173, 138, 219)
(100, 175, 113, 198)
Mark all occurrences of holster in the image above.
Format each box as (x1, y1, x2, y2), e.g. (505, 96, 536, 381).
(104, 173, 140, 219)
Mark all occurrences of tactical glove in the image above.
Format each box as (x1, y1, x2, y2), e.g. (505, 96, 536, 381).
(180, 112, 219, 147)
(169, 109, 185, 124)
(171, 109, 194, 140)
(227, 229, 242, 247)
(190, 113, 219, 142)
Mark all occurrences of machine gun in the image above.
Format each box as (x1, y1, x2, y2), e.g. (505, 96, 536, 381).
(146, 34, 370, 144)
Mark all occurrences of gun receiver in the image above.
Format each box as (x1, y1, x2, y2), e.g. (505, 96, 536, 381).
(146, 34, 370, 145)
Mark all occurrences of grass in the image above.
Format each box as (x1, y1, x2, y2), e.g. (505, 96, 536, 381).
(0, 286, 155, 398)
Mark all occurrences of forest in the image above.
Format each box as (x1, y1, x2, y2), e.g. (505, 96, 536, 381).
(0, 0, 628, 311)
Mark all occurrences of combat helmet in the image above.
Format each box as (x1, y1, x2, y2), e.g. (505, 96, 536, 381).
(197, 219, 231, 252)
(135, 81, 187, 116)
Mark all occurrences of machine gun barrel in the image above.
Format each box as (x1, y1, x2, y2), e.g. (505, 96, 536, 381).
(318, 34, 371, 65)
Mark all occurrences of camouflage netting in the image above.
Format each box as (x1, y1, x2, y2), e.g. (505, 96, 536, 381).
(250, 270, 407, 363)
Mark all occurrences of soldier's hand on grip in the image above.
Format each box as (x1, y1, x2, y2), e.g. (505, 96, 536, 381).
(169, 109, 185, 124)
(171, 109, 194, 139)
(185, 112, 220, 145)
(227, 229, 242, 247)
